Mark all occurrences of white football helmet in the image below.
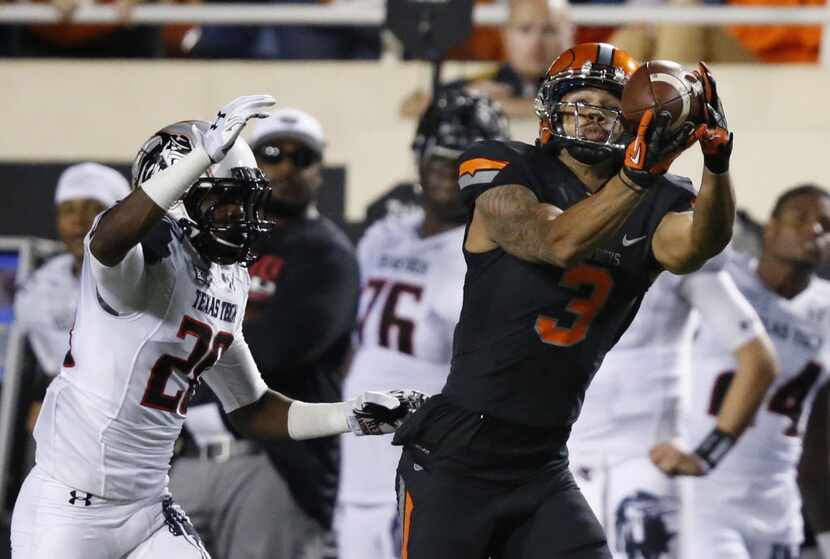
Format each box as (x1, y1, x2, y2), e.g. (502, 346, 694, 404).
(131, 121, 273, 265)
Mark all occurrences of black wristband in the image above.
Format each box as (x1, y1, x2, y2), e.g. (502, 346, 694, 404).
(693, 428, 736, 472)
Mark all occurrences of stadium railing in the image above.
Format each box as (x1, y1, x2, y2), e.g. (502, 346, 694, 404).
(1, 1, 830, 65)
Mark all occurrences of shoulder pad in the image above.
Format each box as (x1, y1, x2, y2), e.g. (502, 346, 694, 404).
(660, 173, 696, 197)
(141, 217, 178, 265)
(458, 141, 535, 204)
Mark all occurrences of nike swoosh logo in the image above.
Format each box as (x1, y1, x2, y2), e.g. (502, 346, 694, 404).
(622, 234, 647, 247)
(630, 143, 642, 166)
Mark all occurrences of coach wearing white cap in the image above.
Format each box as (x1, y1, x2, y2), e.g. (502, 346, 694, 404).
(171, 108, 359, 559)
(14, 162, 129, 433)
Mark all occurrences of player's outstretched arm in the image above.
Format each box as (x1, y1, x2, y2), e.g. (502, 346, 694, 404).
(469, 110, 697, 267)
(471, 181, 641, 267)
(798, 383, 830, 558)
(227, 389, 427, 440)
(90, 95, 275, 266)
(652, 64, 735, 274)
(650, 270, 777, 476)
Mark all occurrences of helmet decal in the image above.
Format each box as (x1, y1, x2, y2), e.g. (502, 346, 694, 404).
(132, 132, 193, 190)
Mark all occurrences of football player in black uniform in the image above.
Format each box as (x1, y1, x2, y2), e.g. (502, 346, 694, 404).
(393, 43, 735, 559)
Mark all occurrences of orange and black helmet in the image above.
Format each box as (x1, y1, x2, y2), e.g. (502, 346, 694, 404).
(535, 43, 640, 157)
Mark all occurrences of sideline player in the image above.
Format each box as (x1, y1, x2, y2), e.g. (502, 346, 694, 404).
(671, 184, 830, 559)
(393, 43, 736, 559)
(336, 91, 510, 559)
(568, 258, 777, 559)
(10, 95, 421, 559)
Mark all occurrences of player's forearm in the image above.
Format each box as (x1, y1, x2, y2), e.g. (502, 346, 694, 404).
(90, 148, 211, 266)
(715, 337, 777, 437)
(482, 178, 642, 267)
(228, 390, 350, 441)
(537, 173, 643, 266)
(688, 169, 735, 263)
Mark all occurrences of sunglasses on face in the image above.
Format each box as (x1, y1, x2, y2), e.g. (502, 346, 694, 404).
(256, 145, 321, 168)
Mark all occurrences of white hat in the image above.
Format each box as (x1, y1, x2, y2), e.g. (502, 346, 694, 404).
(248, 108, 325, 154)
(55, 162, 131, 208)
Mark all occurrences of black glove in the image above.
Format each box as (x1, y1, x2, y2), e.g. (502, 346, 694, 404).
(695, 61, 733, 174)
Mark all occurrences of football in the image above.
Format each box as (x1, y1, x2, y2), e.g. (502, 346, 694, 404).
(621, 60, 705, 130)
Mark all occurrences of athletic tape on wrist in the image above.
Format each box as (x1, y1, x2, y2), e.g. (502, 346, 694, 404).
(287, 400, 351, 440)
(139, 147, 211, 210)
(693, 428, 736, 472)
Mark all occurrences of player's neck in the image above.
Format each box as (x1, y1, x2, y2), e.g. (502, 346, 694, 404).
(756, 254, 813, 299)
(557, 150, 617, 193)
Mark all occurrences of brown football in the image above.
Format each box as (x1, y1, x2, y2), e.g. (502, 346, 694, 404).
(621, 60, 705, 130)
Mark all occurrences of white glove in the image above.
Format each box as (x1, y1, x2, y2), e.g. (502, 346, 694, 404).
(346, 389, 428, 436)
(195, 94, 276, 163)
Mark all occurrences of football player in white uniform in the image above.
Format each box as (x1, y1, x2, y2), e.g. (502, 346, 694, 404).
(336, 91, 510, 559)
(568, 255, 777, 559)
(10, 95, 422, 559)
(675, 184, 830, 559)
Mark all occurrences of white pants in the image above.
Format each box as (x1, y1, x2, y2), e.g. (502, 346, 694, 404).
(571, 454, 680, 559)
(336, 501, 398, 559)
(683, 476, 801, 559)
(11, 465, 210, 559)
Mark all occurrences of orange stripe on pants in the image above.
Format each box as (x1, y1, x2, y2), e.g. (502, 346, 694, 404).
(401, 491, 414, 559)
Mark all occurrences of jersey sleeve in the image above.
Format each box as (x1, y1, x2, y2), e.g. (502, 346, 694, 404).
(659, 173, 697, 214)
(458, 140, 535, 206)
(680, 269, 767, 352)
(85, 211, 149, 315)
(201, 333, 269, 412)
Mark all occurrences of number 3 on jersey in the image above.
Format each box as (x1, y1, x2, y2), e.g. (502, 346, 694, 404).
(535, 265, 614, 347)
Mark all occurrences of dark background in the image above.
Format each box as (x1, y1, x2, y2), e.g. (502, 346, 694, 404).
(0, 162, 348, 239)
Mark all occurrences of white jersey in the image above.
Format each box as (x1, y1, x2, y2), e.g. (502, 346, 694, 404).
(14, 253, 79, 376)
(687, 254, 830, 480)
(339, 210, 466, 504)
(34, 216, 268, 501)
(571, 252, 763, 456)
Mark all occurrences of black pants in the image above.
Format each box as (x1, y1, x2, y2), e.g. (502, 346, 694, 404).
(393, 396, 610, 559)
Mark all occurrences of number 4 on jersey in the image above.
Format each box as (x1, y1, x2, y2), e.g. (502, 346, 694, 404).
(709, 362, 822, 437)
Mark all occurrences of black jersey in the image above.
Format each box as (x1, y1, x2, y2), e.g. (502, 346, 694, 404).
(442, 140, 696, 428)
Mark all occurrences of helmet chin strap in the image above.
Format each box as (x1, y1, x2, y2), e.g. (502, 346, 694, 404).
(565, 143, 612, 165)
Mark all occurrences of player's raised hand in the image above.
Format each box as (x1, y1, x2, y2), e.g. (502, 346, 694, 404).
(621, 109, 702, 189)
(196, 95, 277, 163)
(649, 442, 706, 477)
(695, 62, 733, 174)
(346, 389, 428, 436)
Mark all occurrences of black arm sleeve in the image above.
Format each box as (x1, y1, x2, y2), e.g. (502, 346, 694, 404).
(242, 244, 360, 382)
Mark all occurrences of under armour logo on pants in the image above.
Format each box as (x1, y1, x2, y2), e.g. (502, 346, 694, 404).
(68, 490, 92, 506)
